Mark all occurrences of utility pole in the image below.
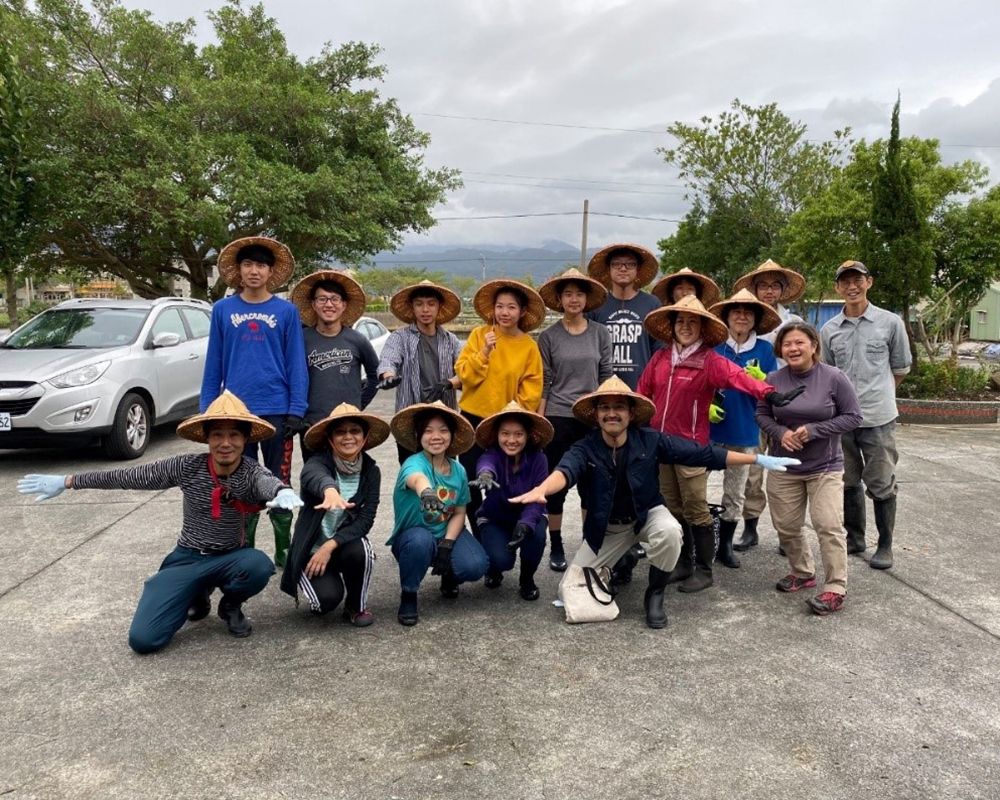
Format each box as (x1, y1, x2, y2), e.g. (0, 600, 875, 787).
(579, 199, 589, 269)
(479, 253, 486, 283)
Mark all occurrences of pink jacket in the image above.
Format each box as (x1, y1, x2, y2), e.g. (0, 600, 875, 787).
(637, 345, 775, 444)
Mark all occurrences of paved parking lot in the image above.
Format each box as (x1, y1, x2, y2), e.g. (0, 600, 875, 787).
(2, 391, 999, 799)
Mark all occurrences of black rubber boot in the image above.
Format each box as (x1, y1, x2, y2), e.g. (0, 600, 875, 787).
(187, 586, 212, 621)
(440, 571, 459, 599)
(644, 566, 669, 629)
(548, 530, 567, 572)
(715, 519, 741, 569)
(679, 524, 715, 593)
(844, 485, 867, 555)
(665, 522, 694, 584)
(397, 591, 419, 626)
(519, 568, 540, 601)
(733, 517, 759, 551)
(217, 596, 252, 637)
(610, 544, 642, 588)
(870, 496, 896, 570)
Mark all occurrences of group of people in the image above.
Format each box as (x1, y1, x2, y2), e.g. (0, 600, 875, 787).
(18, 236, 911, 653)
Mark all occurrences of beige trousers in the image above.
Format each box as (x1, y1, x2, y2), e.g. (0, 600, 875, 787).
(658, 464, 712, 526)
(572, 506, 682, 574)
(765, 470, 848, 594)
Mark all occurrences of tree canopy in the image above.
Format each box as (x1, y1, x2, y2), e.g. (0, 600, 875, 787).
(13, 0, 459, 299)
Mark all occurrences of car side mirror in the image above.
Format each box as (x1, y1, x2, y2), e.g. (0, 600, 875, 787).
(152, 332, 182, 348)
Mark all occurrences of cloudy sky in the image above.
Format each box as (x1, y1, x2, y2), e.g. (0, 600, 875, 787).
(126, 0, 1000, 252)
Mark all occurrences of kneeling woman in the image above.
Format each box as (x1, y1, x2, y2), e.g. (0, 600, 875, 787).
(389, 401, 489, 626)
(472, 401, 553, 600)
(280, 403, 388, 627)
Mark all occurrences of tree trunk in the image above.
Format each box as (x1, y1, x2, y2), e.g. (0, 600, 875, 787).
(4, 269, 17, 328)
(902, 301, 920, 366)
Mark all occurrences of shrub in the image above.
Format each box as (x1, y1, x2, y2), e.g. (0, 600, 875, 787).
(897, 360, 996, 400)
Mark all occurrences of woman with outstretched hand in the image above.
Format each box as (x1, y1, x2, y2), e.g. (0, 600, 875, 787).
(388, 401, 488, 626)
(17, 392, 303, 654)
(756, 322, 863, 616)
(471, 402, 553, 601)
(280, 403, 389, 627)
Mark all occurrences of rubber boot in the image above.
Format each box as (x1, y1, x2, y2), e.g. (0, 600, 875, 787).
(397, 591, 419, 626)
(665, 522, 694, 584)
(644, 565, 670, 629)
(519, 565, 540, 601)
(870, 496, 896, 570)
(217, 596, 252, 637)
(269, 510, 292, 569)
(733, 517, 758, 552)
(844, 485, 867, 555)
(548, 530, 567, 572)
(715, 519, 741, 569)
(610, 544, 642, 588)
(244, 512, 260, 549)
(187, 586, 212, 621)
(679, 524, 715, 593)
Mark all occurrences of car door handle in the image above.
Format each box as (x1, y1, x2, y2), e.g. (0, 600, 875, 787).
(187, 353, 200, 360)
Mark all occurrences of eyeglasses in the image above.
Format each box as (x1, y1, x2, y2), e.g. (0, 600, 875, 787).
(837, 275, 869, 287)
(610, 261, 638, 271)
(313, 296, 345, 306)
(755, 281, 785, 292)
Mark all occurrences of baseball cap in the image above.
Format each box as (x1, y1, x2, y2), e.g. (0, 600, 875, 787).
(835, 260, 870, 279)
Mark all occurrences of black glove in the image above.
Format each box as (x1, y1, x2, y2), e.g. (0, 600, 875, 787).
(507, 522, 533, 553)
(766, 385, 806, 407)
(283, 415, 307, 439)
(470, 470, 498, 493)
(419, 487, 446, 516)
(377, 374, 402, 391)
(425, 379, 453, 403)
(431, 538, 455, 575)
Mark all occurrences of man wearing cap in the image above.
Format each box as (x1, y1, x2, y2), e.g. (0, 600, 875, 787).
(17, 392, 303, 654)
(731, 259, 807, 553)
(821, 260, 911, 570)
(586, 244, 663, 391)
(290, 270, 379, 458)
(201, 236, 309, 567)
(377, 280, 463, 463)
(511, 376, 798, 628)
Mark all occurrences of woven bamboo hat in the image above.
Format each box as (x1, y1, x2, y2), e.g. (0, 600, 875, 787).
(571, 376, 655, 428)
(217, 236, 295, 293)
(303, 402, 390, 452)
(587, 243, 659, 290)
(651, 267, 722, 309)
(390, 280, 462, 324)
(474, 401, 555, 450)
(290, 270, 366, 327)
(644, 294, 728, 347)
(390, 401, 476, 457)
(733, 259, 806, 304)
(709, 288, 782, 335)
(538, 268, 608, 313)
(472, 279, 546, 332)
(177, 391, 275, 443)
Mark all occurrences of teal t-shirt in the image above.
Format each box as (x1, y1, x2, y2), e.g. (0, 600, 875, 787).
(389, 452, 470, 544)
(312, 472, 362, 553)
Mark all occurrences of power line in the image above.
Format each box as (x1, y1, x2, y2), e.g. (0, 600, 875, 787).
(371, 256, 575, 264)
(463, 178, 686, 196)
(434, 211, 681, 222)
(462, 170, 685, 188)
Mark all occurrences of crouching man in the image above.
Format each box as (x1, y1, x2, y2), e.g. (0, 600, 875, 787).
(510, 376, 797, 629)
(17, 391, 303, 654)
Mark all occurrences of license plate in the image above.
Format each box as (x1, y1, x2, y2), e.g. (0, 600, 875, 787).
(0, 412, 10, 432)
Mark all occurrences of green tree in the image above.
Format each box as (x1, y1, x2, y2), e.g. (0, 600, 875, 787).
(357, 266, 446, 303)
(19, 0, 459, 300)
(446, 274, 477, 300)
(657, 99, 849, 291)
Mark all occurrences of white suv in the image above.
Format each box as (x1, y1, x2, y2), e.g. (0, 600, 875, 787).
(0, 297, 212, 459)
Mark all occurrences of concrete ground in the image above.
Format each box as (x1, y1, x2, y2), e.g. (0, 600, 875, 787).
(2, 391, 999, 800)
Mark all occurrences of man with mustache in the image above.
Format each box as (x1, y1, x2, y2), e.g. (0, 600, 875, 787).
(511, 376, 798, 629)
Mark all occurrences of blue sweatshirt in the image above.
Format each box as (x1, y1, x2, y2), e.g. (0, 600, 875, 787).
(200, 294, 309, 417)
(710, 335, 777, 447)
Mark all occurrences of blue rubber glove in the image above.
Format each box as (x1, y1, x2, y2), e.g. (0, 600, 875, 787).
(17, 474, 68, 501)
(755, 455, 801, 472)
(266, 488, 304, 511)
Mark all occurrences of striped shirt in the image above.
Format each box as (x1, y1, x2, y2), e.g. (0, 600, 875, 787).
(377, 323, 462, 411)
(73, 454, 285, 552)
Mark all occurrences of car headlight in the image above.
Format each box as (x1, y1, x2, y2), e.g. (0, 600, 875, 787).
(48, 361, 111, 388)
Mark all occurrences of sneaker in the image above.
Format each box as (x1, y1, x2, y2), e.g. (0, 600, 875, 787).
(217, 597, 252, 637)
(808, 592, 845, 616)
(484, 570, 503, 589)
(775, 574, 817, 593)
(519, 579, 540, 601)
(342, 608, 375, 628)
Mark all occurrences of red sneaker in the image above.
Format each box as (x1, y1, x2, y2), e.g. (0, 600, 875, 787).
(342, 609, 375, 628)
(775, 574, 818, 593)
(807, 592, 845, 616)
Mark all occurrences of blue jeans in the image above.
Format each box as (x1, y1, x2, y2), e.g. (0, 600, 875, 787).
(128, 546, 275, 655)
(391, 527, 488, 593)
(479, 519, 547, 578)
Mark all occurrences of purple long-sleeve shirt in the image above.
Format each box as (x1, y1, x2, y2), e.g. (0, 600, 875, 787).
(475, 446, 548, 530)
(755, 362, 863, 475)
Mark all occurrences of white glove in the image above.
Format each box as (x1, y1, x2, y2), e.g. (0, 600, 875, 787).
(17, 474, 68, 501)
(266, 488, 304, 511)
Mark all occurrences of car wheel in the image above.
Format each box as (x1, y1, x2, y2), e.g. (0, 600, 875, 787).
(102, 392, 151, 459)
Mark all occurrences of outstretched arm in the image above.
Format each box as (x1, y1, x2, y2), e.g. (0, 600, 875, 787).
(509, 469, 568, 505)
(18, 456, 192, 501)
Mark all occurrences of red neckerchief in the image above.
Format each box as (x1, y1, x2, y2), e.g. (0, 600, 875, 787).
(206, 457, 265, 545)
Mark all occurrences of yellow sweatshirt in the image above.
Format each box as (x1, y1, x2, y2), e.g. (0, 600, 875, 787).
(456, 325, 543, 417)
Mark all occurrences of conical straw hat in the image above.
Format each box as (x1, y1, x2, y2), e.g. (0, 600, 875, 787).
(644, 294, 728, 347)
(390, 280, 462, 324)
(571, 375, 655, 427)
(732, 259, 806, 304)
(177, 390, 275, 443)
(303, 402, 391, 452)
(290, 270, 367, 327)
(538, 268, 608, 312)
(651, 267, 722, 308)
(390, 401, 476, 457)
(474, 401, 555, 450)
(587, 243, 658, 289)
(708, 288, 782, 335)
(216, 236, 295, 293)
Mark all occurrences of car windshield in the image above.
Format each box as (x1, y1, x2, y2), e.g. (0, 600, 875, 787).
(3, 308, 149, 349)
